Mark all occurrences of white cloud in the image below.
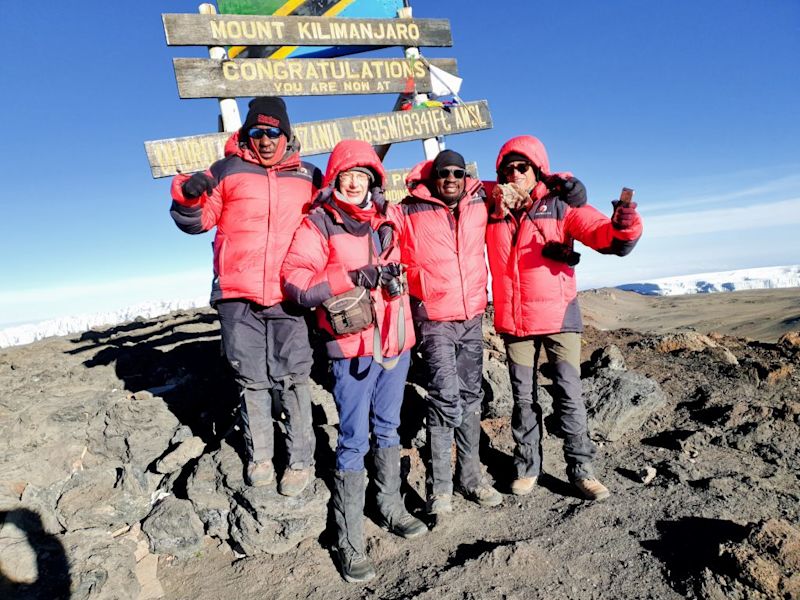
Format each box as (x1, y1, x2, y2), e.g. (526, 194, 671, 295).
(646, 173, 800, 214)
(642, 198, 800, 238)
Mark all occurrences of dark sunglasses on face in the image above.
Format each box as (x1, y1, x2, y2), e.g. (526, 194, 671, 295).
(436, 168, 466, 180)
(248, 126, 283, 140)
(502, 162, 532, 177)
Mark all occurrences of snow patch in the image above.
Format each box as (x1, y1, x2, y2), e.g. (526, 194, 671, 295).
(618, 265, 800, 296)
(0, 297, 208, 348)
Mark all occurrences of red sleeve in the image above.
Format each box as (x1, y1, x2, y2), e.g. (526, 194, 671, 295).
(170, 170, 223, 232)
(565, 204, 642, 254)
(281, 218, 353, 308)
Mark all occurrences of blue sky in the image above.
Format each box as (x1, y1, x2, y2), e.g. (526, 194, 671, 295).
(1, 0, 798, 326)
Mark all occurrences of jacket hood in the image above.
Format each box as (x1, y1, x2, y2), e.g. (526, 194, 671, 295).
(323, 139, 386, 189)
(494, 135, 551, 176)
(405, 158, 482, 205)
(223, 131, 301, 171)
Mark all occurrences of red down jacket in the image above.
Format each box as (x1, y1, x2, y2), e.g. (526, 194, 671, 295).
(170, 132, 321, 306)
(486, 135, 643, 337)
(281, 140, 415, 360)
(399, 160, 488, 321)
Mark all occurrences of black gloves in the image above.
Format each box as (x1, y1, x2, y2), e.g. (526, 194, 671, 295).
(611, 201, 639, 230)
(182, 172, 217, 199)
(348, 265, 380, 289)
(545, 175, 587, 207)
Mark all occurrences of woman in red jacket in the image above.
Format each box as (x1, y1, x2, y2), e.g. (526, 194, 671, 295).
(282, 140, 426, 583)
(486, 135, 642, 501)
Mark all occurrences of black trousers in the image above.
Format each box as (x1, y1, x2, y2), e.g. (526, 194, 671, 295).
(217, 300, 315, 468)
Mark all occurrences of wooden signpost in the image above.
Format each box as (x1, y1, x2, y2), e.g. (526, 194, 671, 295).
(145, 100, 492, 178)
(145, 4, 493, 180)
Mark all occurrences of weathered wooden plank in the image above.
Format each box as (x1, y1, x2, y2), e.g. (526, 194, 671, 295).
(144, 100, 492, 178)
(173, 57, 458, 98)
(162, 15, 452, 47)
(384, 162, 479, 203)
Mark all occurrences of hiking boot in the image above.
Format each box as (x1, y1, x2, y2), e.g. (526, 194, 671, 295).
(426, 494, 453, 515)
(337, 547, 376, 583)
(381, 511, 428, 539)
(245, 461, 274, 487)
(373, 446, 428, 539)
(574, 478, 610, 501)
(332, 470, 375, 583)
(278, 467, 312, 497)
(458, 481, 503, 507)
(511, 476, 537, 496)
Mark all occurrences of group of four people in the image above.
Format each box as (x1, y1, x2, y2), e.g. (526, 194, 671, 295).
(170, 97, 642, 583)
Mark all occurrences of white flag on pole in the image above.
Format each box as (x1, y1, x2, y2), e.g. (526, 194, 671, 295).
(428, 63, 463, 97)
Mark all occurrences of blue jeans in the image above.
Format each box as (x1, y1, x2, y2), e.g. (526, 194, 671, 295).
(331, 352, 410, 471)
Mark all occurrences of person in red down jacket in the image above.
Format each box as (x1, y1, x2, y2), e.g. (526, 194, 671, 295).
(282, 139, 426, 584)
(169, 97, 322, 496)
(400, 149, 502, 517)
(486, 135, 642, 502)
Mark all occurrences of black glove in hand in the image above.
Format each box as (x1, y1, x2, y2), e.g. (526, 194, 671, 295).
(545, 175, 587, 207)
(181, 172, 217, 199)
(611, 201, 639, 230)
(348, 265, 380, 289)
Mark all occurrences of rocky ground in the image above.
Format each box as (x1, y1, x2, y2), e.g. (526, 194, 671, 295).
(1, 290, 798, 600)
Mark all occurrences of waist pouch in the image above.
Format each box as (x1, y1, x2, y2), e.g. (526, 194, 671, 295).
(323, 286, 374, 335)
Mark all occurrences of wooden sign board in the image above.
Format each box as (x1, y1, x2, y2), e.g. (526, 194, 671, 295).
(173, 57, 457, 98)
(384, 162, 479, 203)
(144, 100, 492, 178)
(162, 15, 452, 48)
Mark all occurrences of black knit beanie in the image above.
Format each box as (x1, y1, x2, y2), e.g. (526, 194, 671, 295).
(431, 149, 466, 176)
(240, 97, 291, 140)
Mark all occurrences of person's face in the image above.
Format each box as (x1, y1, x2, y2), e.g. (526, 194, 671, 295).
(433, 166, 466, 203)
(502, 160, 537, 191)
(248, 126, 284, 161)
(337, 170, 371, 204)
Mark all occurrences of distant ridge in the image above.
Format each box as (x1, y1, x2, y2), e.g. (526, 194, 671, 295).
(618, 265, 800, 296)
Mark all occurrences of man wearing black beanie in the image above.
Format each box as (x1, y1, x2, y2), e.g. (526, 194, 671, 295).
(400, 149, 503, 517)
(169, 97, 323, 497)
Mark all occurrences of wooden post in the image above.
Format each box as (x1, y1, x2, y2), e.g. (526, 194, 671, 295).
(199, 3, 241, 132)
(400, 4, 442, 160)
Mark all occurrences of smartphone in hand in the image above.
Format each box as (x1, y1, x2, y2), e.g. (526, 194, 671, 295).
(619, 187, 635, 206)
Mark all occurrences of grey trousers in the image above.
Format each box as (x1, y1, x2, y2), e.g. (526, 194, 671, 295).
(505, 332, 596, 481)
(217, 299, 315, 468)
(418, 316, 484, 495)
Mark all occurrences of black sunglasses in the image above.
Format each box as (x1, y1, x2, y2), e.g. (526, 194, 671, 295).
(502, 162, 532, 176)
(436, 168, 466, 180)
(248, 126, 283, 140)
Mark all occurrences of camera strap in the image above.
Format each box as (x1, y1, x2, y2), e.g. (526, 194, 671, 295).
(368, 220, 405, 370)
